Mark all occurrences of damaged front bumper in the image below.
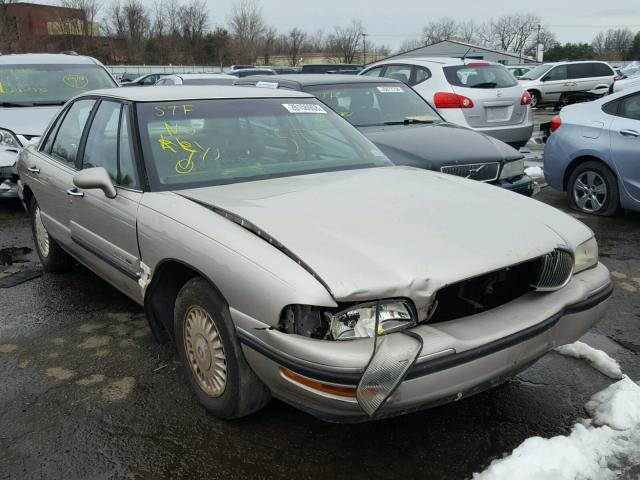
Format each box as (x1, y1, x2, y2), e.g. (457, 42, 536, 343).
(0, 148, 19, 198)
(491, 174, 535, 197)
(235, 262, 612, 422)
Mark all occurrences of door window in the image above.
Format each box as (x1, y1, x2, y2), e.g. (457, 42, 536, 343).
(620, 94, 640, 121)
(361, 67, 383, 77)
(413, 66, 431, 85)
(592, 63, 614, 77)
(50, 99, 96, 167)
(545, 65, 568, 81)
(141, 75, 158, 85)
(568, 63, 592, 79)
(82, 100, 120, 181)
(383, 65, 412, 84)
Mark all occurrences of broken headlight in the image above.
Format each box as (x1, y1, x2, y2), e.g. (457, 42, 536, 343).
(573, 236, 598, 274)
(499, 159, 525, 180)
(0, 128, 21, 148)
(329, 299, 416, 341)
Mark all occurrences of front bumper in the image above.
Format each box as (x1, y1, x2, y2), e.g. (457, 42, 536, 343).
(491, 174, 534, 196)
(0, 148, 19, 198)
(235, 262, 611, 422)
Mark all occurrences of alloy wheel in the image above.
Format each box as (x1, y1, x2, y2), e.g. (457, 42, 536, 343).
(573, 170, 607, 213)
(34, 206, 50, 258)
(183, 305, 227, 397)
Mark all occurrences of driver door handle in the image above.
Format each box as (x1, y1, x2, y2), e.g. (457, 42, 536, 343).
(620, 129, 640, 137)
(66, 187, 84, 197)
(27, 166, 40, 174)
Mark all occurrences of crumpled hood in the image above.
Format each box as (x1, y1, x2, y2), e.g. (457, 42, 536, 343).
(179, 166, 592, 317)
(359, 123, 522, 169)
(0, 106, 60, 136)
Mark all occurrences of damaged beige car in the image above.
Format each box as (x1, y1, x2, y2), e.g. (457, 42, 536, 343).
(17, 86, 612, 421)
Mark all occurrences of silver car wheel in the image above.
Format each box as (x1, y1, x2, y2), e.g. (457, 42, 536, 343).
(34, 206, 50, 258)
(183, 305, 227, 397)
(573, 170, 607, 213)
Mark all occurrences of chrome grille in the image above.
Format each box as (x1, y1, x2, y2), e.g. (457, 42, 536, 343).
(533, 248, 574, 291)
(440, 162, 500, 182)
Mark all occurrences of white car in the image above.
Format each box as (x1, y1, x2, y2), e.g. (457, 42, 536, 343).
(612, 75, 640, 93)
(360, 57, 534, 149)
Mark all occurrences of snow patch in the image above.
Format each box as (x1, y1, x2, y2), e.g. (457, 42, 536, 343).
(585, 376, 640, 430)
(555, 341, 623, 379)
(524, 166, 544, 181)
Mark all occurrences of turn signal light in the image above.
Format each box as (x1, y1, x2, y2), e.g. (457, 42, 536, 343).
(281, 368, 357, 398)
(434, 92, 474, 109)
(550, 116, 562, 133)
(521, 91, 532, 106)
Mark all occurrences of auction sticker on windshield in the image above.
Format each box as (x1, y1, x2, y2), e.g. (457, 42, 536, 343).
(376, 86, 404, 93)
(282, 103, 327, 114)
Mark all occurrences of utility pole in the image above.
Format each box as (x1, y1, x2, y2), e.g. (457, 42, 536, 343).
(536, 24, 541, 62)
(362, 33, 368, 65)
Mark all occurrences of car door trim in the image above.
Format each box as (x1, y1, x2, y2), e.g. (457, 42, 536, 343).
(71, 234, 140, 281)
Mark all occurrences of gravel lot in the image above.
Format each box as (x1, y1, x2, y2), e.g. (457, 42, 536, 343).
(1, 125, 638, 478)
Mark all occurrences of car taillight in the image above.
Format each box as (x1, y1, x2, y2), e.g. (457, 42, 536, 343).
(614, 75, 620, 81)
(434, 92, 474, 109)
(467, 62, 490, 67)
(550, 116, 562, 133)
(520, 91, 532, 106)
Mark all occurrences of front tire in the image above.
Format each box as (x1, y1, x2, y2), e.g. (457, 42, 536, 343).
(529, 90, 541, 108)
(174, 277, 270, 419)
(30, 197, 73, 272)
(567, 161, 620, 216)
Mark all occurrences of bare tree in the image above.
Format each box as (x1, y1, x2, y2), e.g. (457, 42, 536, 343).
(457, 20, 479, 44)
(326, 20, 363, 64)
(483, 13, 540, 55)
(103, 0, 150, 62)
(178, 0, 208, 63)
(397, 38, 424, 54)
(228, 0, 265, 63)
(261, 26, 277, 64)
(282, 27, 306, 66)
(421, 18, 457, 45)
(593, 29, 634, 60)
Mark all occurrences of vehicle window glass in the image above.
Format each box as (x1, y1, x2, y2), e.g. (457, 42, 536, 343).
(118, 107, 140, 188)
(442, 65, 517, 88)
(602, 100, 619, 116)
(520, 64, 552, 80)
(41, 110, 65, 154)
(82, 100, 121, 181)
(305, 83, 440, 127)
(0, 64, 115, 106)
(361, 66, 383, 77)
(619, 94, 640, 120)
(141, 75, 157, 85)
(568, 63, 592, 79)
(383, 65, 412, 84)
(592, 63, 614, 77)
(546, 65, 568, 81)
(50, 99, 96, 167)
(136, 98, 392, 190)
(413, 66, 431, 85)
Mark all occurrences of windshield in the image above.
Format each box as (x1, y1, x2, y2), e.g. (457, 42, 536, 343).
(520, 64, 553, 80)
(0, 64, 116, 106)
(443, 64, 518, 88)
(304, 83, 441, 127)
(137, 98, 392, 190)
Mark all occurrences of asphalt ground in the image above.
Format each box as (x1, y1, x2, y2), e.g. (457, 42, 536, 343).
(1, 117, 638, 479)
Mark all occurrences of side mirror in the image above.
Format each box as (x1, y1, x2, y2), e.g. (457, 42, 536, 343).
(73, 167, 117, 199)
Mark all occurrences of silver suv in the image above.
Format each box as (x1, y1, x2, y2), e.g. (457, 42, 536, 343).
(519, 61, 615, 108)
(360, 58, 534, 149)
(0, 53, 116, 197)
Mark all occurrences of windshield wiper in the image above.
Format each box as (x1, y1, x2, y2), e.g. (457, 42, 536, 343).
(383, 117, 438, 126)
(32, 101, 66, 106)
(0, 101, 33, 107)
(471, 82, 498, 88)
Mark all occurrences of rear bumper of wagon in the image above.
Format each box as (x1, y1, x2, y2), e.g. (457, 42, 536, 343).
(235, 263, 612, 422)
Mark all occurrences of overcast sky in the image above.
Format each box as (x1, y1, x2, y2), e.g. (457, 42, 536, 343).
(199, 0, 640, 50)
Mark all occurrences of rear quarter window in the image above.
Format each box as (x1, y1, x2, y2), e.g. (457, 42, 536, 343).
(443, 65, 517, 88)
(592, 63, 614, 77)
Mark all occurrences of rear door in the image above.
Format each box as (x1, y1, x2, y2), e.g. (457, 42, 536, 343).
(70, 100, 144, 302)
(609, 93, 640, 203)
(442, 63, 526, 128)
(591, 63, 616, 90)
(567, 63, 593, 93)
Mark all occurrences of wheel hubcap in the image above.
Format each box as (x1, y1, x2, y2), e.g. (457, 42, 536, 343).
(184, 306, 227, 397)
(34, 206, 50, 257)
(573, 170, 607, 213)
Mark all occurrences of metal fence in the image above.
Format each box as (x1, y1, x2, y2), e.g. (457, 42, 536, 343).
(105, 65, 223, 78)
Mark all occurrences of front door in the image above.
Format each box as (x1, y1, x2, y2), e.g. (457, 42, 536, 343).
(610, 93, 640, 203)
(70, 100, 144, 302)
(541, 65, 569, 103)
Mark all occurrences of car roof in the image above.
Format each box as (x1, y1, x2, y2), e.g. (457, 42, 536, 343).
(235, 74, 401, 89)
(172, 73, 236, 80)
(0, 53, 100, 65)
(368, 57, 472, 66)
(83, 85, 313, 102)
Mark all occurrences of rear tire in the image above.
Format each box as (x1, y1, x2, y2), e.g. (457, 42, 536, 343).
(529, 90, 541, 108)
(30, 197, 74, 272)
(567, 161, 620, 216)
(174, 277, 271, 419)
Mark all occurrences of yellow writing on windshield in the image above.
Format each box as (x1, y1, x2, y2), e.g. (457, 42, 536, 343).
(156, 121, 216, 174)
(0, 83, 3, 94)
(154, 105, 193, 117)
(0, 85, 47, 95)
(63, 74, 88, 88)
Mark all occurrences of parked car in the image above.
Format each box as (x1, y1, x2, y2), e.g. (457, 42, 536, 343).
(155, 73, 237, 86)
(360, 58, 534, 149)
(611, 75, 640, 93)
(121, 73, 169, 87)
(235, 74, 534, 195)
(507, 65, 534, 79)
(17, 85, 611, 421)
(302, 64, 363, 74)
(544, 86, 640, 215)
(228, 68, 276, 78)
(118, 72, 139, 83)
(0, 53, 117, 198)
(519, 61, 616, 108)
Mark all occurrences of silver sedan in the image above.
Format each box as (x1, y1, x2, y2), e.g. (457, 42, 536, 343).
(17, 86, 612, 421)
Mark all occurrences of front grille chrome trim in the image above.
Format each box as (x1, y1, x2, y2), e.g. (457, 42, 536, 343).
(533, 248, 574, 291)
(440, 162, 500, 182)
